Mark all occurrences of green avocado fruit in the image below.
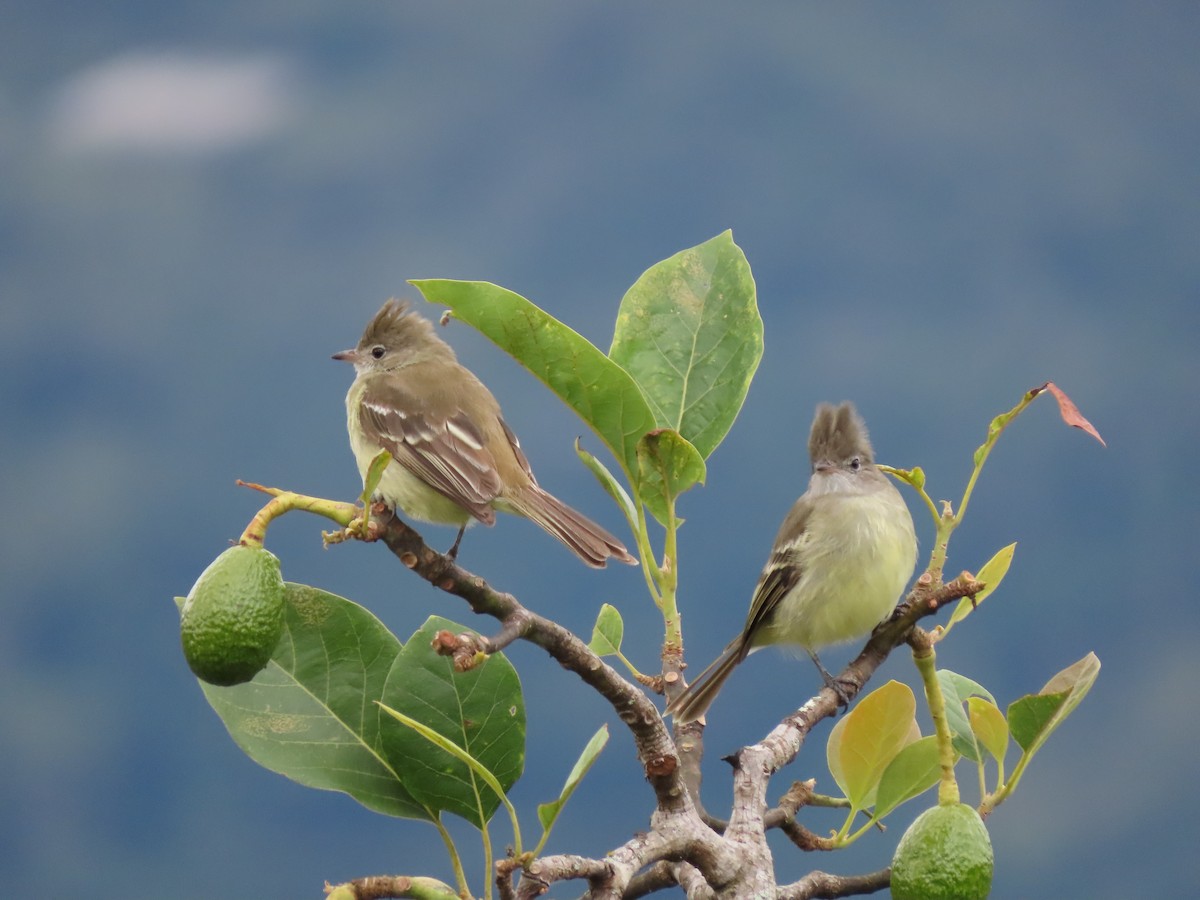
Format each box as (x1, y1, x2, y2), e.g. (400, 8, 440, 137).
(180, 544, 285, 686)
(891, 802, 994, 900)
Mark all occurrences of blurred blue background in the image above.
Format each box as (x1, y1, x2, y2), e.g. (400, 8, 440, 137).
(2, 2, 1195, 897)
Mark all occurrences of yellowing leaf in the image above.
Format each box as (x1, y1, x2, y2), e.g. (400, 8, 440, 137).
(945, 543, 1016, 632)
(967, 696, 1008, 765)
(829, 680, 917, 811)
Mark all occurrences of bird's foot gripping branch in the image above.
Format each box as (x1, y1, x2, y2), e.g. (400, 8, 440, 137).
(175, 231, 1104, 899)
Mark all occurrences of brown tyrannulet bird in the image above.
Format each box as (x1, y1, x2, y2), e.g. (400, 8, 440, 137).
(666, 402, 917, 723)
(334, 300, 636, 568)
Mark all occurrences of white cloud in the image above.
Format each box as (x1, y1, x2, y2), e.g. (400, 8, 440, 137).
(48, 50, 299, 156)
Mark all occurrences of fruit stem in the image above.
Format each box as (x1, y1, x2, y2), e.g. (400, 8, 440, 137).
(910, 627, 960, 806)
(236, 481, 361, 547)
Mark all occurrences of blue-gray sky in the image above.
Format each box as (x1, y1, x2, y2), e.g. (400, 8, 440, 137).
(2, 3, 1196, 897)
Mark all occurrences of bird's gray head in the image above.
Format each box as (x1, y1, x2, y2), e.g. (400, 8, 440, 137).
(807, 401, 876, 480)
(332, 299, 452, 373)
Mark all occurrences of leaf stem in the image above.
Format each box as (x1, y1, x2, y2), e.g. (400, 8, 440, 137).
(658, 498, 682, 650)
(956, 386, 1042, 527)
(633, 501, 664, 607)
(431, 815, 472, 899)
(981, 747, 1030, 816)
(479, 815, 493, 900)
(880, 466, 940, 524)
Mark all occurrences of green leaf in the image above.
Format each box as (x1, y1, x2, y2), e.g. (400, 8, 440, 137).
(609, 231, 763, 461)
(409, 279, 657, 482)
(872, 734, 941, 821)
(376, 702, 522, 853)
(880, 465, 926, 492)
(938, 670, 995, 706)
(973, 542, 1016, 604)
(198, 583, 429, 820)
(937, 671, 995, 763)
(575, 439, 639, 527)
(1008, 652, 1100, 756)
(1007, 694, 1061, 753)
(967, 696, 1009, 765)
(946, 543, 1017, 631)
(587, 604, 624, 657)
(361, 449, 393, 504)
(536, 725, 610, 851)
(827, 680, 917, 811)
(378, 616, 525, 829)
(635, 428, 706, 525)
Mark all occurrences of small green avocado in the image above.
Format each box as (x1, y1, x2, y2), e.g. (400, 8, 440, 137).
(180, 544, 285, 686)
(891, 802, 994, 900)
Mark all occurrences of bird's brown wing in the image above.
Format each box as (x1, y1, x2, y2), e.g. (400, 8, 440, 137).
(358, 378, 503, 522)
(740, 557, 802, 653)
(739, 500, 812, 649)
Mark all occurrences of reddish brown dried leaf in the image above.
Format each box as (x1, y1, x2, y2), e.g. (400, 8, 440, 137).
(1040, 382, 1106, 447)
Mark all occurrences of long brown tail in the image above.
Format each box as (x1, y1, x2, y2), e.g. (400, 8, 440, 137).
(510, 485, 637, 568)
(665, 638, 749, 724)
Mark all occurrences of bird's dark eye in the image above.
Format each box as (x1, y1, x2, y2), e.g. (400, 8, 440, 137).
(370, 345, 386, 359)
(849, 457, 862, 471)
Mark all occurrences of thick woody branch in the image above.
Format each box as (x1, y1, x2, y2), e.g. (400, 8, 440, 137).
(515, 824, 740, 899)
(515, 854, 612, 899)
(376, 516, 689, 813)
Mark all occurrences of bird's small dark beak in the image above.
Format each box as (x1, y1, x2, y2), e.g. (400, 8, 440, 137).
(332, 349, 357, 362)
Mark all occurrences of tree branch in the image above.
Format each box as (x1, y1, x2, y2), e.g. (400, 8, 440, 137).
(778, 868, 891, 900)
(375, 516, 689, 814)
(368, 515, 981, 898)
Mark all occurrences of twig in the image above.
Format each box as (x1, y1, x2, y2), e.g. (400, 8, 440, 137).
(778, 868, 891, 900)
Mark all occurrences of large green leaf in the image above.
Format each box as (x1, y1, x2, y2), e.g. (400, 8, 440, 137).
(409, 279, 657, 483)
(198, 584, 429, 820)
(609, 230, 762, 461)
(378, 616, 525, 828)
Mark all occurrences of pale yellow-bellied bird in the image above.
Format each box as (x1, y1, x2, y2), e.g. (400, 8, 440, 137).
(667, 402, 917, 722)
